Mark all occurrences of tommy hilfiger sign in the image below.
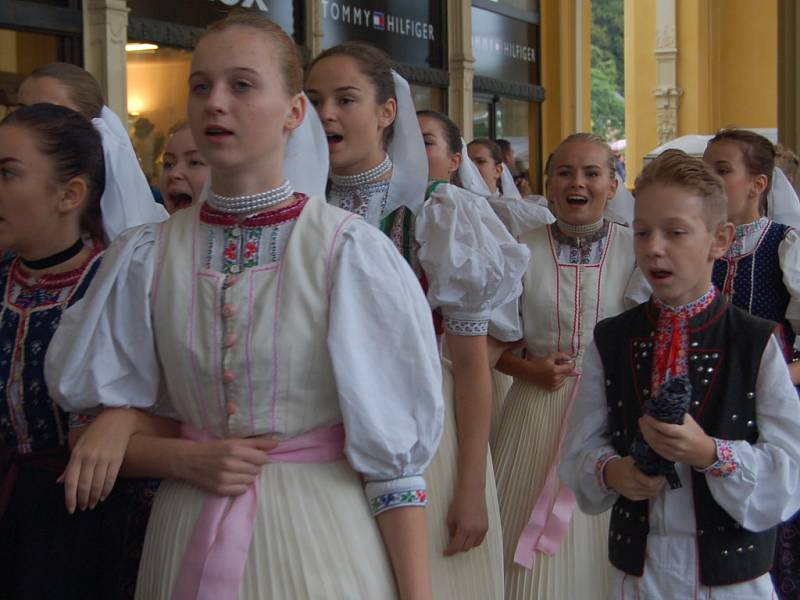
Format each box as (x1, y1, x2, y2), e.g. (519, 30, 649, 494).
(321, 0, 444, 69)
(321, 1, 436, 40)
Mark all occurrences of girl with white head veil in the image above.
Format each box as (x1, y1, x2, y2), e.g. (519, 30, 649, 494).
(703, 129, 800, 599)
(44, 14, 443, 600)
(467, 137, 555, 238)
(307, 43, 527, 598)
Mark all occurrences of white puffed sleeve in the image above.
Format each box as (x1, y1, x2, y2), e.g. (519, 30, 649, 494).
(779, 229, 800, 347)
(44, 224, 160, 412)
(415, 183, 530, 338)
(487, 194, 555, 238)
(328, 219, 444, 515)
(624, 266, 652, 308)
(700, 335, 800, 531)
(558, 341, 621, 514)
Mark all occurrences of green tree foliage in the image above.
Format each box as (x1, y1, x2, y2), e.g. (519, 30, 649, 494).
(591, 0, 625, 141)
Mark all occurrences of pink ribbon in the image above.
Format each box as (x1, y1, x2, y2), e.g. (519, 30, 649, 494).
(513, 372, 582, 569)
(171, 423, 346, 600)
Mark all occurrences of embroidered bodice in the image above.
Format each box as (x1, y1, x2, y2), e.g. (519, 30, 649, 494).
(328, 181, 391, 227)
(0, 248, 103, 453)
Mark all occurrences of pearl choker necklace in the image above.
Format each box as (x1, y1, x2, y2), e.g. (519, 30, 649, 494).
(207, 180, 294, 214)
(330, 154, 393, 187)
(556, 217, 605, 237)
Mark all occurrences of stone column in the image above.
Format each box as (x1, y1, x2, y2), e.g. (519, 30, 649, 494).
(305, 0, 325, 58)
(447, 0, 474, 141)
(778, 0, 800, 150)
(652, 0, 682, 145)
(83, 0, 129, 121)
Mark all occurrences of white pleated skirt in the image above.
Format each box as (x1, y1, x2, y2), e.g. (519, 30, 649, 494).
(494, 378, 609, 600)
(423, 358, 505, 600)
(490, 368, 514, 452)
(135, 460, 397, 600)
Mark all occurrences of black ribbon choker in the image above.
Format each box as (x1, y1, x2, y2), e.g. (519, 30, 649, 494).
(20, 238, 85, 270)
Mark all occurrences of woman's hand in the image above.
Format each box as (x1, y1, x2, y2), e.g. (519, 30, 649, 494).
(176, 436, 278, 496)
(604, 456, 666, 501)
(60, 408, 141, 514)
(444, 485, 489, 556)
(526, 352, 575, 390)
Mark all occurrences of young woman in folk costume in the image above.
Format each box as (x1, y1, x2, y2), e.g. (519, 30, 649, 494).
(467, 137, 554, 448)
(306, 46, 529, 599)
(0, 97, 166, 598)
(492, 133, 647, 599)
(467, 138, 554, 239)
(17, 62, 168, 238)
(45, 13, 443, 600)
(703, 129, 800, 599)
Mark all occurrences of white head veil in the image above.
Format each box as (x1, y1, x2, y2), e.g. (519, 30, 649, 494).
(767, 166, 800, 229)
(283, 93, 329, 199)
(604, 173, 635, 225)
(92, 106, 168, 241)
(500, 164, 522, 199)
(457, 138, 492, 197)
(384, 71, 428, 215)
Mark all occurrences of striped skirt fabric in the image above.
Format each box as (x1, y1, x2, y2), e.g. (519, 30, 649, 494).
(424, 358, 505, 599)
(493, 378, 610, 600)
(135, 460, 397, 599)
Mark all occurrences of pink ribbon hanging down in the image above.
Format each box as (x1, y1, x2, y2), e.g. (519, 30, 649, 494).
(171, 423, 346, 600)
(514, 371, 582, 570)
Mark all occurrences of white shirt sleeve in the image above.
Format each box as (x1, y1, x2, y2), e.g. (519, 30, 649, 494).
(415, 183, 530, 334)
(328, 219, 444, 514)
(558, 340, 620, 514)
(44, 224, 160, 412)
(703, 334, 800, 531)
(779, 229, 800, 348)
(624, 267, 652, 309)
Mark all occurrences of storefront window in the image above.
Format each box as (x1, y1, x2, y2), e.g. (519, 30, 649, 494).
(473, 100, 491, 138)
(0, 28, 60, 119)
(496, 97, 530, 169)
(411, 84, 444, 112)
(126, 44, 193, 185)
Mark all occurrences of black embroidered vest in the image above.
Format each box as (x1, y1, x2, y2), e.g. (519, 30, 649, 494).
(712, 221, 794, 350)
(594, 295, 777, 586)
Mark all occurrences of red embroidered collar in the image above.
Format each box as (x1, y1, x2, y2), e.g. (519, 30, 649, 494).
(200, 194, 308, 228)
(12, 242, 104, 290)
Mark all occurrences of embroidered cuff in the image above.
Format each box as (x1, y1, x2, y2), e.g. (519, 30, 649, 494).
(699, 438, 738, 478)
(443, 318, 490, 336)
(595, 449, 621, 493)
(68, 412, 96, 429)
(365, 476, 427, 516)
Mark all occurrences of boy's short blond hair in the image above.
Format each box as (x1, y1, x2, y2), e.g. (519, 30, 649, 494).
(634, 149, 727, 228)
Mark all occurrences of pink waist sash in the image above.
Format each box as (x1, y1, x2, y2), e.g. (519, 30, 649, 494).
(171, 423, 346, 600)
(513, 371, 581, 569)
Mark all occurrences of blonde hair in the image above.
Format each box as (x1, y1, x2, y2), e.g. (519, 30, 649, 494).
(202, 11, 302, 96)
(775, 144, 799, 181)
(635, 149, 727, 228)
(546, 132, 616, 179)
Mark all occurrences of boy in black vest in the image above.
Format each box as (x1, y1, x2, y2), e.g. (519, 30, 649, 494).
(559, 150, 800, 598)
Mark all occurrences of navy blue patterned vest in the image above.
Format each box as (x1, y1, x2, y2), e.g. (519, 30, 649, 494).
(713, 221, 794, 350)
(594, 295, 778, 586)
(0, 251, 103, 454)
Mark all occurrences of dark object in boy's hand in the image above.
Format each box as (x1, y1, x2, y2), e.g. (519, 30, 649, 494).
(630, 376, 692, 489)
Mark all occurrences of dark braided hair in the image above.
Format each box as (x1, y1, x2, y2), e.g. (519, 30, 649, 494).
(417, 110, 463, 187)
(2, 103, 105, 241)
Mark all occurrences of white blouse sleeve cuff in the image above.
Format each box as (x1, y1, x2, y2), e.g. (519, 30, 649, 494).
(442, 316, 490, 336)
(365, 476, 428, 516)
(595, 449, 622, 492)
